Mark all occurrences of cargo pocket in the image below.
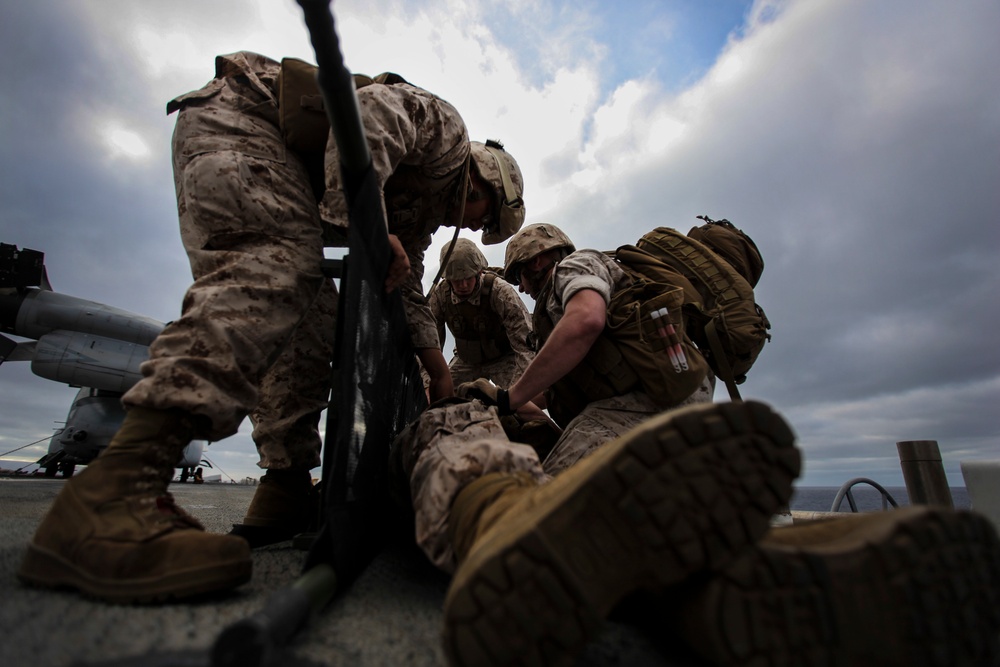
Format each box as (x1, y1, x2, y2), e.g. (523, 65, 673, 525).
(179, 148, 298, 251)
(606, 283, 707, 408)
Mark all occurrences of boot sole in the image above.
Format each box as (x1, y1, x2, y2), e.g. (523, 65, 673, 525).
(18, 543, 252, 604)
(443, 400, 801, 667)
(680, 507, 1000, 666)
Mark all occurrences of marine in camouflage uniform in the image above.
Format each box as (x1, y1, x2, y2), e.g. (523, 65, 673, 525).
(394, 223, 1000, 667)
(389, 222, 804, 666)
(428, 238, 534, 389)
(18, 50, 526, 600)
(398, 223, 716, 570)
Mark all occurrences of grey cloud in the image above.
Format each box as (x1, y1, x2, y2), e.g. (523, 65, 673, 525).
(3, 0, 998, 487)
(544, 1, 1000, 483)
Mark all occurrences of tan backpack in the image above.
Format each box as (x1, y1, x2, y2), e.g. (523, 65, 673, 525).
(616, 217, 771, 400)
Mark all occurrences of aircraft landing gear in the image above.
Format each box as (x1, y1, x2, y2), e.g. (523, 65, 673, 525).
(38, 451, 74, 478)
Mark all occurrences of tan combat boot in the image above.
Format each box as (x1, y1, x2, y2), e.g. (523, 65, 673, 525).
(18, 407, 251, 603)
(229, 468, 319, 548)
(665, 507, 1000, 666)
(442, 400, 802, 667)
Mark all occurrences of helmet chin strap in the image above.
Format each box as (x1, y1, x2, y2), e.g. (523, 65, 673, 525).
(522, 257, 557, 297)
(432, 226, 462, 291)
(429, 153, 472, 291)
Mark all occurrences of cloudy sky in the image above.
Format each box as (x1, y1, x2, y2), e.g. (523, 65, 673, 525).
(1, 0, 997, 488)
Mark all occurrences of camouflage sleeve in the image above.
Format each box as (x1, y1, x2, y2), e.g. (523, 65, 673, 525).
(362, 83, 469, 178)
(398, 232, 440, 349)
(404, 293, 440, 350)
(320, 82, 470, 229)
(319, 82, 466, 349)
(550, 250, 620, 317)
(427, 282, 448, 351)
(492, 280, 535, 369)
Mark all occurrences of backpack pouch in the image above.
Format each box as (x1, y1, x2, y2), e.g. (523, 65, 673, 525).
(605, 282, 709, 407)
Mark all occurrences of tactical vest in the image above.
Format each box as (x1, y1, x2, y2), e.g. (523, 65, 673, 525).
(442, 272, 514, 365)
(532, 255, 711, 428)
(531, 279, 642, 428)
(383, 161, 467, 241)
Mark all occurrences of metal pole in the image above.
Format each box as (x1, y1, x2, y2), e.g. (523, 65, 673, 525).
(296, 0, 371, 178)
(897, 440, 954, 508)
(211, 4, 384, 665)
(211, 564, 338, 667)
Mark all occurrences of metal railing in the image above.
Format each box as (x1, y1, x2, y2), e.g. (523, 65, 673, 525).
(830, 477, 900, 512)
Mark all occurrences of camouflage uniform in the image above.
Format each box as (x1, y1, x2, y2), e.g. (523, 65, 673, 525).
(319, 77, 469, 351)
(125, 51, 469, 469)
(396, 249, 713, 571)
(428, 272, 534, 388)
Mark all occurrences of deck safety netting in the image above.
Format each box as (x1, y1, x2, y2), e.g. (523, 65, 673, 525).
(306, 164, 427, 575)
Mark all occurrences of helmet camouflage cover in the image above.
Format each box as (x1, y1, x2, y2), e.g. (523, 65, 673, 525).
(440, 238, 488, 281)
(503, 223, 575, 285)
(469, 139, 525, 245)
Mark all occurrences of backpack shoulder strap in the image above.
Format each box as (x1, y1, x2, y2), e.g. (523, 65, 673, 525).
(480, 271, 496, 298)
(371, 72, 409, 86)
(704, 318, 741, 401)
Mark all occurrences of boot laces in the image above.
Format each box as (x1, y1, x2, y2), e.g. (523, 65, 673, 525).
(134, 465, 174, 496)
(155, 493, 205, 530)
(130, 458, 202, 530)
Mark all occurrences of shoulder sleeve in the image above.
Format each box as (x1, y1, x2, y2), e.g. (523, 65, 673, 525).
(362, 83, 469, 179)
(551, 250, 616, 309)
(320, 83, 469, 228)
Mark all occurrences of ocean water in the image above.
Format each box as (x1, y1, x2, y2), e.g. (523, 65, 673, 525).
(790, 486, 971, 513)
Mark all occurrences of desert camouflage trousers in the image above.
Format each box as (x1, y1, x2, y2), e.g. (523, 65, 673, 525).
(419, 352, 526, 391)
(124, 61, 334, 470)
(393, 374, 715, 572)
(447, 352, 527, 389)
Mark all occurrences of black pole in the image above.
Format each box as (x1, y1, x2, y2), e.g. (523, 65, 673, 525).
(211, 3, 380, 665)
(296, 0, 371, 181)
(211, 564, 337, 667)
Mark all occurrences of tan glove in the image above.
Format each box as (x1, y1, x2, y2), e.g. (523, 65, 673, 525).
(455, 379, 513, 415)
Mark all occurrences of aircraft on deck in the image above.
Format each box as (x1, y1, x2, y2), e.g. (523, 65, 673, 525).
(0, 242, 208, 479)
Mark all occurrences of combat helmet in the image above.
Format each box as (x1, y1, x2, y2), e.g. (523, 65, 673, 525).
(440, 238, 488, 281)
(469, 139, 525, 245)
(503, 223, 575, 285)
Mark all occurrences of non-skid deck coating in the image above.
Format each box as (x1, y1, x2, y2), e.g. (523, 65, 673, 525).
(0, 478, 702, 667)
